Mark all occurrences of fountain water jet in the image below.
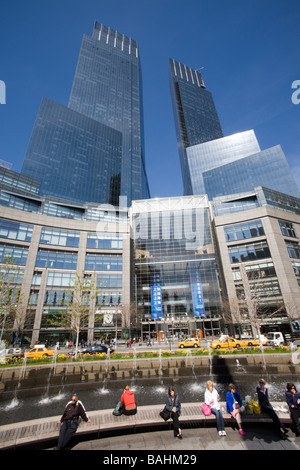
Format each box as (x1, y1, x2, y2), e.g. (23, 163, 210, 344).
(39, 346, 58, 403)
(7, 353, 28, 409)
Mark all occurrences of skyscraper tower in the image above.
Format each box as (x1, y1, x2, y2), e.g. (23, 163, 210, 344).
(169, 58, 300, 200)
(21, 22, 150, 206)
(169, 58, 223, 196)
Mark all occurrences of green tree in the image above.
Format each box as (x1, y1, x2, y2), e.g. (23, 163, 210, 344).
(0, 257, 27, 345)
(49, 271, 97, 358)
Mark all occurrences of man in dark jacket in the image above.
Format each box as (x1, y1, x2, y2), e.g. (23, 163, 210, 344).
(256, 379, 288, 439)
(57, 394, 90, 450)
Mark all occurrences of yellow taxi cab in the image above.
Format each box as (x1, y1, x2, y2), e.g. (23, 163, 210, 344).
(26, 345, 55, 358)
(210, 336, 246, 349)
(243, 335, 268, 347)
(178, 338, 201, 349)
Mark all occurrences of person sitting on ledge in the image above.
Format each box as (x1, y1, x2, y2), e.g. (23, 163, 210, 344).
(56, 393, 90, 450)
(256, 379, 288, 440)
(226, 383, 245, 436)
(285, 382, 300, 436)
(120, 385, 137, 415)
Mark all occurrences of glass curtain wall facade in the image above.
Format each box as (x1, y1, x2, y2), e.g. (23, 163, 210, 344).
(68, 21, 150, 204)
(131, 196, 223, 339)
(21, 98, 122, 204)
(199, 143, 300, 200)
(170, 59, 300, 200)
(169, 58, 223, 196)
(186, 130, 260, 197)
(21, 21, 150, 206)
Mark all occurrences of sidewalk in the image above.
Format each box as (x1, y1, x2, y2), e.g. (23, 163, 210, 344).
(64, 423, 300, 451)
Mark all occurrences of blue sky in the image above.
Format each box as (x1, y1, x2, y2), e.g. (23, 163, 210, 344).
(0, 0, 299, 199)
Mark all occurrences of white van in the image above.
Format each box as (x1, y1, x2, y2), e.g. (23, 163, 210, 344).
(266, 332, 285, 346)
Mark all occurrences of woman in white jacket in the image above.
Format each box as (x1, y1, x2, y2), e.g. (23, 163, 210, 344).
(204, 380, 226, 436)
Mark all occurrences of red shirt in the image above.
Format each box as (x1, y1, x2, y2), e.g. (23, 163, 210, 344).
(121, 390, 136, 408)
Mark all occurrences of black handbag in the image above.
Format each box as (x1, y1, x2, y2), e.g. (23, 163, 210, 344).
(159, 406, 171, 421)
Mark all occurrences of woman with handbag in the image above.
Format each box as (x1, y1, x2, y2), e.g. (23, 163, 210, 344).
(204, 380, 226, 436)
(164, 386, 182, 439)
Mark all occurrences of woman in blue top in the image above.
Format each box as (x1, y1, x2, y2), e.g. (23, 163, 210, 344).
(226, 383, 245, 435)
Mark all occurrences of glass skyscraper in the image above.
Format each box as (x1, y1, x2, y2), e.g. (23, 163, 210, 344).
(169, 58, 223, 196)
(170, 59, 300, 200)
(21, 21, 150, 206)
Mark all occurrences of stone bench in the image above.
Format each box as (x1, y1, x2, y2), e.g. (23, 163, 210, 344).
(0, 402, 291, 449)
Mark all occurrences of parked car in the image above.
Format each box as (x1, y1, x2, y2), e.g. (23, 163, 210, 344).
(210, 336, 246, 349)
(80, 344, 114, 355)
(26, 345, 55, 358)
(178, 338, 201, 348)
(0, 347, 24, 364)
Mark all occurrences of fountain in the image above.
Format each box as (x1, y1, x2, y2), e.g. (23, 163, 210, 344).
(235, 359, 246, 373)
(0, 348, 299, 426)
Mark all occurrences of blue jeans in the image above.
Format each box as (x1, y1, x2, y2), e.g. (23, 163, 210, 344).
(211, 408, 225, 431)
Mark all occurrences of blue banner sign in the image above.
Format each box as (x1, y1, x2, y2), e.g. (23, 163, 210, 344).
(190, 270, 206, 318)
(150, 272, 163, 319)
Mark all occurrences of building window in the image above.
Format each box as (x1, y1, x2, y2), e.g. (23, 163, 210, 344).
(43, 290, 73, 306)
(279, 220, 297, 238)
(40, 227, 80, 247)
(0, 267, 24, 284)
(97, 274, 122, 288)
(249, 280, 281, 298)
(291, 261, 300, 277)
(0, 191, 41, 213)
(46, 271, 76, 287)
(85, 254, 122, 271)
(0, 245, 29, 265)
(87, 233, 123, 249)
(245, 262, 277, 280)
(232, 268, 241, 281)
(235, 284, 245, 299)
(224, 219, 264, 242)
(32, 271, 42, 286)
(35, 250, 77, 269)
(0, 218, 33, 242)
(286, 241, 300, 259)
(42, 202, 84, 220)
(228, 241, 271, 264)
(28, 290, 39, 305)
(96, 291, 122, 305)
